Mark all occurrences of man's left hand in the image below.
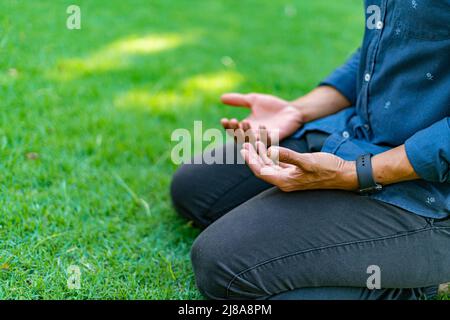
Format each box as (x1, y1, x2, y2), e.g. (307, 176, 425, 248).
(241, 142, 358, 192)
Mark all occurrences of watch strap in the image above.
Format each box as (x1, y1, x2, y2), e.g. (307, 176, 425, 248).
(356, 154, 381, 194)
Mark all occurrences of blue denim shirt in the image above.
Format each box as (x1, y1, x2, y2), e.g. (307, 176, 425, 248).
(294, 0, 450, 218)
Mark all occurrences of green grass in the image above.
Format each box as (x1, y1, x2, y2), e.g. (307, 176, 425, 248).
(0, 0, 369, 299)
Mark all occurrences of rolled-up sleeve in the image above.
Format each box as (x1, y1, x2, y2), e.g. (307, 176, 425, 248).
(319, 48, 361, 105)
(405, 117, 450, 183)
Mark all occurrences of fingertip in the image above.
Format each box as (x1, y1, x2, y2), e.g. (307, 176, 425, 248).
(268, 146, 279, 160)
(248, 142, 258, 152)
(241, 120, 250, 131)
(255, 140, 266, 152)
(221, 119, 230, 130)
(220, 93, 231, 102)
(221, 93, 241, 103)
(240, 148, 248, 160)
(234, 119, 242, 130)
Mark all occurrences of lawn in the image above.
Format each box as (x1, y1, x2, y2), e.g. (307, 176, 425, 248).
(0, 0, 365, 299)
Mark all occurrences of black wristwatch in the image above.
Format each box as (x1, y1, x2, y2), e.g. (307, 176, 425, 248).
(356, 154, 383, 194)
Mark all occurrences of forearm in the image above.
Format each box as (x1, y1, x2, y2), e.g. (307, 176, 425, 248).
(291, 86, 352, 123)
(339, 145, 420, 191)
(371, 145, 420, 185)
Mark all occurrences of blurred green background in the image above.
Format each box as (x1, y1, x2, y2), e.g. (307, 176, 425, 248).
(0, 0, 364, 299)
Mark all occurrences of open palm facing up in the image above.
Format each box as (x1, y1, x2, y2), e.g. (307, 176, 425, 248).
(240, 142, 358, 192)
(220, 93, 304, 144)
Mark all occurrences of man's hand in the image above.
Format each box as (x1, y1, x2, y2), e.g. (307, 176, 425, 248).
(241, 142, 358, 192)
(220, 93, 304, 143)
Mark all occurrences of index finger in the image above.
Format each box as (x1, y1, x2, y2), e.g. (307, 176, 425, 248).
(221, 93, 251, 108)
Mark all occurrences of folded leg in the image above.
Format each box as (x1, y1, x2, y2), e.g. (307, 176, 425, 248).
(191, 188, 450, 299)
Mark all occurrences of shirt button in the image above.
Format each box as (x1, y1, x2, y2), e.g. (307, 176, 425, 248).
(364, 73, 371, 82)
(342, 131, 350, 139)
(376, 21, 384, 30)
(364, 124, 370, 130)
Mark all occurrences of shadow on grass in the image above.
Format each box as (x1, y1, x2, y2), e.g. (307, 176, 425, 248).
(46, 30, 246, 120)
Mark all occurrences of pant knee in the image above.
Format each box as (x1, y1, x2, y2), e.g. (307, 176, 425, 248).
(191, 232, 231, 299)
(191, 227, 268, 300)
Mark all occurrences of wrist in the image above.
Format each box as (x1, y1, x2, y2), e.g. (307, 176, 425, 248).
(284, 102, 306, 125)
(338, 160, 358, 191)
(289, 93, 323, 123)
(290, 86, 352, 123)
(288, 98, 311, 123)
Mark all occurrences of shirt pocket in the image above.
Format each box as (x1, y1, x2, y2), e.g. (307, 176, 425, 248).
(392, 0, 450, 41)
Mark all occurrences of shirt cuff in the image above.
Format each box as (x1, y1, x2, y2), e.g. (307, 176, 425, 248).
(404, 118, 450, 183)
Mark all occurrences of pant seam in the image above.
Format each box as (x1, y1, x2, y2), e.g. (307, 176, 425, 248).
(226, 225, 435, 298)
(433, 226, 450, 230)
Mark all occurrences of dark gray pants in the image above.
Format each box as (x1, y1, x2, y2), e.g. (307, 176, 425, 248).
(170, 136, 450, 300)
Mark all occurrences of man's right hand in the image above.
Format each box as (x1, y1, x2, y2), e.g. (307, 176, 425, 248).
(220, 93, 304, 144)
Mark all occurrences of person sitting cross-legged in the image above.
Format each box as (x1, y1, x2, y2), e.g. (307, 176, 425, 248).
(171, 0, 450, 300)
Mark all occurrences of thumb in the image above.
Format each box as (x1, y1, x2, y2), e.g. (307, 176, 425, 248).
(269, 147, 310, 168)
(221, 93, 251, 108)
